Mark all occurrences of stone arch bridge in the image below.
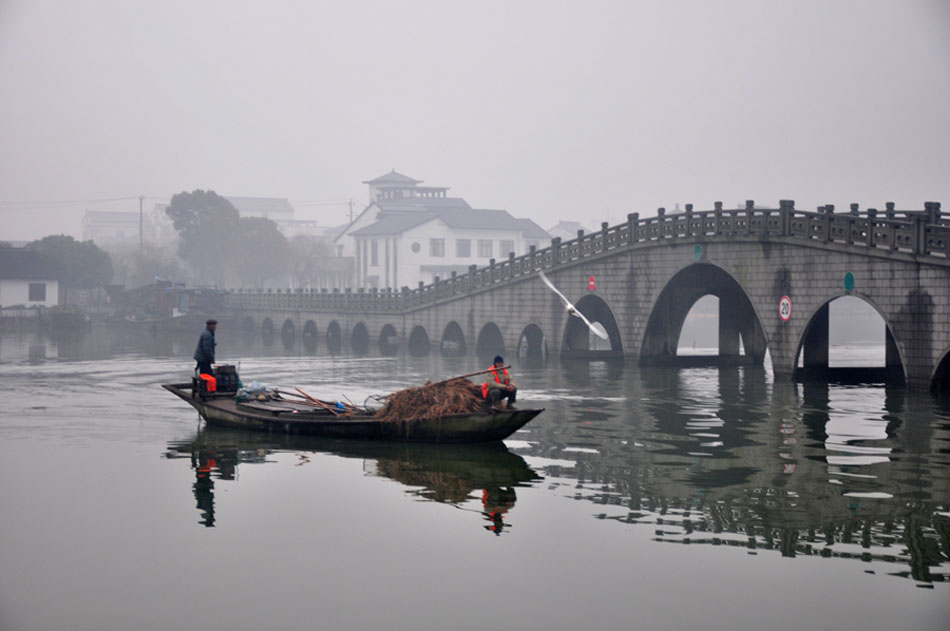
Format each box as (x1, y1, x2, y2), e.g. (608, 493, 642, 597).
(224, 201, 950, 392)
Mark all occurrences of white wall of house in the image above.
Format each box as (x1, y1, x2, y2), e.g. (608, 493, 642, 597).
(0, 279, 60, 308)
(357, 219, 542, 289)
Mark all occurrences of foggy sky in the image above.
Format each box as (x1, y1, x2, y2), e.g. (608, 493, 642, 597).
(1, 0, 948, 241)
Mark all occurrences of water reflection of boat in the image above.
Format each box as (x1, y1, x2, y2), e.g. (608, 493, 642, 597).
(162, 381, 543, 443)
(164, 426, 542, 532)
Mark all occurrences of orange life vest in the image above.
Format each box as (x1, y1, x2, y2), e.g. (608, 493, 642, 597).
(481, 367, 509, 398)
(199, 373, 217, 393)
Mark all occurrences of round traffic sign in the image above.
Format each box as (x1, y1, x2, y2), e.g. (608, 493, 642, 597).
(779, 295, 792, 322)
(588, 275, 596, 291)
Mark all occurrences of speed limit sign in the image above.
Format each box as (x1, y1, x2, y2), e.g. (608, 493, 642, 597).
(779, 295, 792, 321)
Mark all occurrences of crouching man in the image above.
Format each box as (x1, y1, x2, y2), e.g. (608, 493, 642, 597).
(482, 355, 517, 410)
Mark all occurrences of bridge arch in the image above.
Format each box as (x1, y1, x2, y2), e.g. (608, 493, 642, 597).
(326, 320, 342, 354)
(378, 324, 399, 356)
(302, 320, 319, 353)
(518, 324, 546, 360)
(261, 317, 275, 345)
(280, 319, 295, 347)
(640, 263, 766, 365)
(351, 322, 370, 355)
(408, 325, 430, 356)
(562, 294, 622, 356)
(794, 294, 906, 385)
(441, 321, 467, 356)
(242, 316, 255, 333)
(932, 347, 950, 394)
(476, 322, 505, 362)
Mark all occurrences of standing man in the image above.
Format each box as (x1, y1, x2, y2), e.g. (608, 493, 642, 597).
(482, 355, 517, 410)
(194, 319, 217, 376)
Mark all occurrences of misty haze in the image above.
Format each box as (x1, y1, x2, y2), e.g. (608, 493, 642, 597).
(1, 2, 948, 630)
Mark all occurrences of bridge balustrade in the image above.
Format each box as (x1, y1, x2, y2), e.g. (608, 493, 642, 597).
(223, 202, 945, 316)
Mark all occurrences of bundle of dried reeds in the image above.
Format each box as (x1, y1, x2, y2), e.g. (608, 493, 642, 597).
(374, 379, 485, 422)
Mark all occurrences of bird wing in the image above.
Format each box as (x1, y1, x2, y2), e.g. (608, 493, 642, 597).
(539, 271, 609, 340)
(573, 309, 610, 340)
(538, 270, 573, 310)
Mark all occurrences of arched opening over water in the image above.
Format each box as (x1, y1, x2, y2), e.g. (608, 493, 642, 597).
(440, 321, 466, 356)
(933, 348, 950, 394)
(641, 264, 766, 367)
(795, 295, 905, 386)
(261, 317, 275, 346)
(408, 325, 430, 356)
(280, 319, 295, 349)
(350, 322, 370, 355)
(476, 322, 505, 363)
(378, 323, 399, 356)
(517, 324, 546, 361)
(561, 294, 622, 358)
(302, 320, 318, 354)
(326, 320, 342, 355)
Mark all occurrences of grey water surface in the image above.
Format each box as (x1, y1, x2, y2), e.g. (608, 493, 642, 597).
(0, 326, 947, 631)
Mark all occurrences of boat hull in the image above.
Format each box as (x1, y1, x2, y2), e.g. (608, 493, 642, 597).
(162, 383, 542, 443)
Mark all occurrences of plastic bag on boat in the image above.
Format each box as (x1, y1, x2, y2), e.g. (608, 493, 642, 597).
(234, 388, 249, 403)
(246, 381, 266, 394)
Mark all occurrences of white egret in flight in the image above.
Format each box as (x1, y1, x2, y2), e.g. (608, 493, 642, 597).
(538, 271, 609, 340)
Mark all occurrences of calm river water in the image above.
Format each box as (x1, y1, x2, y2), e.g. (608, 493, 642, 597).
(0, 326, 947, 630)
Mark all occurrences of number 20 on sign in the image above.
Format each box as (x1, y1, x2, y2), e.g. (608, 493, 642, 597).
(779, 295, 792, 322)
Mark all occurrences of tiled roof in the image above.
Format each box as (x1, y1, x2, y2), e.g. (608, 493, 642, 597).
(362, 170, 423, 185)
(0, 248, 64, 280)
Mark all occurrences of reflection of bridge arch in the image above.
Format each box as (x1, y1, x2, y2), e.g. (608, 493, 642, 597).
(518, 324, 546, 360)
(408, 325, 430, 356)
(378, 324, 399, 356)
(302, 320, 318, 353)
(261, 317, 274, 337)
(795, 294, 906, 385)
(476, 323, 505, 361)
(441, 321, 466, 356)
(326, 321, 342, 354)
(562, 294, 622, 357)
(351, 322, 369, 355)
(640, 264, 766, 365)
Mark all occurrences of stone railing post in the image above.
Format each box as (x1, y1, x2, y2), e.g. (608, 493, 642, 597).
(551, 237, 561, 266)
(657, 207, 666, 238)
(684, 204, 693, 236)
(714, 201, 723, 234)
(627, 212, 639, 244)
(508, 252, 515, 279)
(866, 208, 877, 247)
(468, 264, 478, 291)
(601, 221, 609, 251)
(745, 200, 755, 235)
(779, 199, 794, 236)
(885, 202, 895, 220)
(823, 204, 835, 242)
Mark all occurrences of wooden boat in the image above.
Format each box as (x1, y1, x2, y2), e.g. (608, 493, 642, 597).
(162, 382, 543, 443)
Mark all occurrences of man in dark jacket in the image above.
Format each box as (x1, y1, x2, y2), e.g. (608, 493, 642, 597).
(193, 319, 217, 375)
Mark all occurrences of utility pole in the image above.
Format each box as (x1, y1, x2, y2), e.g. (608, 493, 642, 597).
(139, 195, 144, 250)
(348, 198, 354, 224)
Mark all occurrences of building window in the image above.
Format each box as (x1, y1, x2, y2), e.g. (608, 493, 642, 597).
(29, 283, 46, 302)
(429, 238, 445, 257)
(371, 240, 378, 266)
(455, 239, 471, 257)
(478, 239, 492, 258)
(500, 240, 514, 257)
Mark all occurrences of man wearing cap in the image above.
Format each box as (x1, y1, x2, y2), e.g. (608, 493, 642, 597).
(482, 355, 517, 410)
(193, 319, 217, 376)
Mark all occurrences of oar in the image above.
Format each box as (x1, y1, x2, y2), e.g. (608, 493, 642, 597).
(430, 365, 511, 387)
(296, 387, 340, 415)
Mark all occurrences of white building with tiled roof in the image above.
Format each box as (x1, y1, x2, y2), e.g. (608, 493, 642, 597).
(337, 170, 549, 289)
